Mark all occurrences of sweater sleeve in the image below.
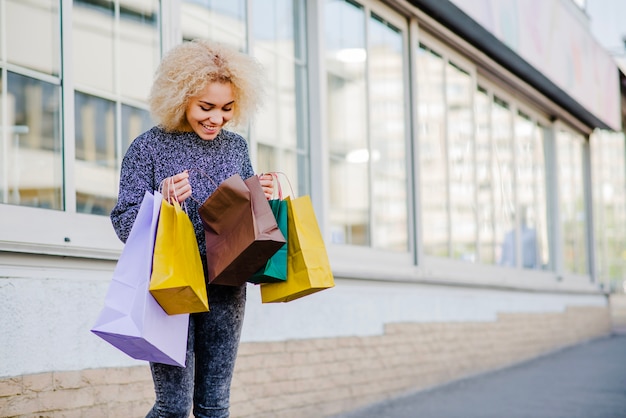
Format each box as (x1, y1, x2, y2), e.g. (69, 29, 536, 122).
(238, 134, 255, 180)
(110, 136, 156, 243)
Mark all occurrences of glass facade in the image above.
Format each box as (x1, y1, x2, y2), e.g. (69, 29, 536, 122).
(2, 73, 62, 209)
(1, 1, 62, 210)
(182, 0, 247, 49)
(0, 0, 622, 286)
(556, 129, 588, 274)
(325, 0, 409, 250)
(417, 45, 448, 257)
(416, 41, 551, 270)
(591, 130, 626, 290)
(72, 0, 159, 215)
(251, 0, 309, 197)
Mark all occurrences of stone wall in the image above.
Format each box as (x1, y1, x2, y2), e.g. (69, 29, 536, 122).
(0, 305, 610, 418)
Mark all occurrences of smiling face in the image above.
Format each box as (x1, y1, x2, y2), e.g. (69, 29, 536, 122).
(185, 81, 235, 140)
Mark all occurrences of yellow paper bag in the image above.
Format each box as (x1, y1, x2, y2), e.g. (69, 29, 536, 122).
(260, 195, 334, 303)
(150, 198, 209, 314)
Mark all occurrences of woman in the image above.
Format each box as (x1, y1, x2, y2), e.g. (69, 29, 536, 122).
(110, 39, 272, 418)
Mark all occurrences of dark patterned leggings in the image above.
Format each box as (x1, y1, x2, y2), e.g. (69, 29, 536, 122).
(146, 285, 246, 418)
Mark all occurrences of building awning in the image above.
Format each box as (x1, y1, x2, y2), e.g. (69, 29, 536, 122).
(410, 0, 622, 132)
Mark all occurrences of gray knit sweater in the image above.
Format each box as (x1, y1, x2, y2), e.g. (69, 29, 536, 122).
(110, 126, 255, 278)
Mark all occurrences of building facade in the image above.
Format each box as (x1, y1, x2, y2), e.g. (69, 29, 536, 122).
(0, 0, 624, 416)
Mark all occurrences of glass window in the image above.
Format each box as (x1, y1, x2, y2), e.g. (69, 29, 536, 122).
(492, 97, 515, 266)
(418, 40, 554, 271)
(417, 44, 448, 257)
(6, 0, 60, 76)
(73, 0, 159, 215)
(182, 0, 247, 50)
(0, 72, 62, 209)
(417, 45, 476, 260)
(73, 0, 115, 93)
(0, 1, 62, 211)
(473, 88, 550, 269)
(75, 92, 117, 215)
(326, 0, 368, 246)
(326, 0, 409, 251)
(591, 130, 626, 290)
(556, 129, 587, 274)
(119, 0, 161, 101)
(251, 0, 309, 197)
(369, 13, 408, 251)
(447, 62, 475, 261)
(475, 87, 495, 264)
(73, 0, 159, 99)
(515, 112, 549, 269)
(121, 104, 152, 155)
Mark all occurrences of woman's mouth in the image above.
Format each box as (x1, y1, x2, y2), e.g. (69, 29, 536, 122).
(201, 123, 219, 134)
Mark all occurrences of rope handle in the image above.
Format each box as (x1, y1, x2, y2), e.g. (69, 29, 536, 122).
(185, 168, 219, 206)
(158, 176, 189, 213)
(261, 171, 295, 199)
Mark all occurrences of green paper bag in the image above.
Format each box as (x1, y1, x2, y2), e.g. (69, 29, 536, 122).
(248, 198, 288, 284)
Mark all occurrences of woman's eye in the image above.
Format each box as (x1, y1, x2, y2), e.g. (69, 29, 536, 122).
(200, 106, 212, 111)
(223, 108, 233, 112)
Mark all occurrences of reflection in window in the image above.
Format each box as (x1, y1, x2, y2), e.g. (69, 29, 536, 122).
(119, 0, 160, 101)
(75, 92, 116, 215)
(418, 48, 553, 269)
(475, 87, 495, 264)
(122, 104, 152, 155)
(447, 62, 475, 261)
(492, 97, 514, 266)
(514, 113, 549, 270)
(474, 89, 549, 269)
(417, 48, 477, 260)
(369, 13, 407, 251)
(182, 0, 247, 50)
(73, 0, 115, 93)
(6, 0, 60, 76)
(417, 44, 448, 257)
(72, 0, 159, 215)
(326, 0, 368, 246)
(73, 0, 159, 101)
(252, 0, 309, 197)
(557, 129, 587, 274)
(326, 0, 409, 250)
(1, 73, 62, 209)
(591, 130, 626, 290)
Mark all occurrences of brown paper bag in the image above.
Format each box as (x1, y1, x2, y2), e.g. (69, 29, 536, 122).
(198, 174, 286, 286)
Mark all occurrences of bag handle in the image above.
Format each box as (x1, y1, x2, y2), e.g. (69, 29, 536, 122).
(182, 168, 220, 206)
(260, 172, 283, 200)
(158, 176, 189, 213)
(263, 171, 295, 199)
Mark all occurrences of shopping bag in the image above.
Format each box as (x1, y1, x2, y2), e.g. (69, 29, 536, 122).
(198, 174, 286, 286)
(248, 198, 288, 283)
(249, 172, 288, 284)
(260, 194, 335, 303)
(150, 197, 209, 315)
(91, 191, 189, 367)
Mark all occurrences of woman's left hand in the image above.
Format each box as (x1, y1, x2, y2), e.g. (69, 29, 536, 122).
(258, 173, 274, 200)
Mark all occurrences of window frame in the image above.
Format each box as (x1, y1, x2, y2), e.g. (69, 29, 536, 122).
(323, 0, 414, 253)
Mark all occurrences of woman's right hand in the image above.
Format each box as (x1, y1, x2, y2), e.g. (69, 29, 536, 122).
(161, 170, 192, 203)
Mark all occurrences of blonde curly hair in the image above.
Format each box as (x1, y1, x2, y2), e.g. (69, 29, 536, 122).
(149, 39, 265, 132)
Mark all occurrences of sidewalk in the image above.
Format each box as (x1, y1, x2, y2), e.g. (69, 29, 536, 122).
(333, 331, 626, 418)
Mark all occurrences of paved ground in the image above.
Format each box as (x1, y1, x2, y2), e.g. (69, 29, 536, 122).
(333, 331, 626, 418)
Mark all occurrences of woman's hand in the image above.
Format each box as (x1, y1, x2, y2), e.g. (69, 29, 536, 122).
(258, 173, 274, 200)
(161, 170, 192, 203)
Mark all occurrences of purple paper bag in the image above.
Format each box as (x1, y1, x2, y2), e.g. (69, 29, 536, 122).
(91, 190, 189, 367)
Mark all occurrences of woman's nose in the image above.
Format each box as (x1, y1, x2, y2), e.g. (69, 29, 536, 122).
(208, 114, 223, 125)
